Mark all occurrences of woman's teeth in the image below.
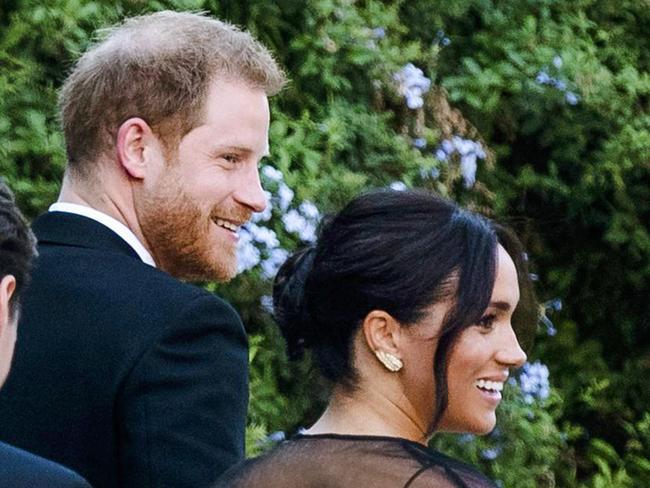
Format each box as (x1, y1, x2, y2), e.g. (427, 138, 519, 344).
(474, 379, 504, 392)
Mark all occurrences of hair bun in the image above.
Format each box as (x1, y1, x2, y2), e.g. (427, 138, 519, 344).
(272, 246, 316, 359)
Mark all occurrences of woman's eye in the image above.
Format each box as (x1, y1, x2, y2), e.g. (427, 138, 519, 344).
(476, 314, 497, 331)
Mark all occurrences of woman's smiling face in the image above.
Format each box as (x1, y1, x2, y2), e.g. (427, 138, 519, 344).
(436, 244, 527, 434)
(398, 244, 527, 436)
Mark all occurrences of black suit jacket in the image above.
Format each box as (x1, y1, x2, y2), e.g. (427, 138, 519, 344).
(0, 441, 92, 487)
(0, 212, 249, 488)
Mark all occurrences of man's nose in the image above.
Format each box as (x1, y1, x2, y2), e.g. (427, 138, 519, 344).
(235, 165, 267, 213)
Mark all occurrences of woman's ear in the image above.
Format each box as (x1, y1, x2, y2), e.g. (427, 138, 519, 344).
(362, 310, 404, 372)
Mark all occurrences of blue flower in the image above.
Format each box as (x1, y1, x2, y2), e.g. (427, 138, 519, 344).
(237, 230, 261, 273)
(540, 315, 557, 336)
(299, 222, 317, 242)
(282, 209, 317, 243)
(248, 223, 279, 248)
(453, 135, 475, 156)
(266, 431, 286, 443)
(457, 433, 475, 445)
(412, 137, 427, 149)
(434, 136, 486, 188)
(394, 63, 431, 110)
(536, 70, 551, 85)
(298, 201, 321, 221)
(282, 209, 307, 234)
(262, 165, 283, 182)
(481, 446, 502, 461)
(553, 79, 567, 91)
(435, 30, 451, 47)
(277, 182, 294, 211)
(565, 91, 579, 105)
(260, 295, 274, 314)
(421, 166, 440, 180)
(371, 27, 386, 39)
(460, 153, 478, 188)
(390, 181, 408, 191)
(536, 63, 580, 104)
(545, 298, 563, 312)
(405, 93, 424, 109)
(261, 247, 289, 279)
(518, 361, 551, 404)
(540, 298, 562, 336)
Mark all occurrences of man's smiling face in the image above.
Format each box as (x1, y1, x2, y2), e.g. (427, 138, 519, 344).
(137, 79, 270, 281)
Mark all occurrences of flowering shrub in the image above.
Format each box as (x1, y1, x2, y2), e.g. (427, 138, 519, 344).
(2, 0, 648, 485)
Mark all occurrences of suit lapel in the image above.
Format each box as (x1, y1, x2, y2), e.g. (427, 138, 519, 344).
(32, 211, 142, 261)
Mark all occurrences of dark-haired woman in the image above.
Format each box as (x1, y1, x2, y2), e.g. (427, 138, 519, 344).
(216, 189, 537, 488)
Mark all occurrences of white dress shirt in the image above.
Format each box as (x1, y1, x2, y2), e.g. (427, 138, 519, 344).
(48, 202, 156, 267)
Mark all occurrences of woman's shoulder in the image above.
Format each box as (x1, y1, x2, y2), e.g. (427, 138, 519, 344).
(214, 437, 319, 488)
(401, 443, 498, 488)
(215, 434, 497, 488)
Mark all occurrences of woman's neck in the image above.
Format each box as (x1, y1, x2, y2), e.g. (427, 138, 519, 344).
(304, 386, 430, 445)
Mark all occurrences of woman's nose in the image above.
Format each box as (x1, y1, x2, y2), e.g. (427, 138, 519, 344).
(496, 324, 527, 368)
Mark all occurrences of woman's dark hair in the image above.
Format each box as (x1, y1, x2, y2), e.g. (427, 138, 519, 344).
(0, 180, 37, 316)
(273, 189, 537, 430)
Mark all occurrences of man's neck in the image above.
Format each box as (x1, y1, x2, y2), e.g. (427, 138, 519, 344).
(57, 171, 154, 260)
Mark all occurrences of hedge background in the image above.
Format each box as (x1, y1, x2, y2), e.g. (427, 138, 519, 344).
(1, 1, 648, 486)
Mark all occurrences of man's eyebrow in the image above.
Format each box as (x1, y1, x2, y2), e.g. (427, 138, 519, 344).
(215, 145, 253, 154)
(214, 145, 270, 158)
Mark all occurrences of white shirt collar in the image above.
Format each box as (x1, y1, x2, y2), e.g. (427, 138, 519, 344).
(48, 202, 156, 267)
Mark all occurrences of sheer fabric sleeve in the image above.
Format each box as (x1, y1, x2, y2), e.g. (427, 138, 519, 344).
(214, 434, 497, 488)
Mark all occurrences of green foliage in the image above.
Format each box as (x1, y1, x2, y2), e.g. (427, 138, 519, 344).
(2, 0, 648, 485)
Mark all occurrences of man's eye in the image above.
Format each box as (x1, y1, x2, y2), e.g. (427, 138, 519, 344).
(476, 314, 497, 331)
(222, 154, 240, 164)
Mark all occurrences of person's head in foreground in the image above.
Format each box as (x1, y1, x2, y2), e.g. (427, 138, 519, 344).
(58, 10, 286, 281)
(0, 181, 36, 387)
(274, 188, 537, 442)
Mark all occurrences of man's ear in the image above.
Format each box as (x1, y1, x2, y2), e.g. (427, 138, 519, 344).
(0, 275, 17, 335)
(116, 117, 159, 179)
(362, 309, 403, 357)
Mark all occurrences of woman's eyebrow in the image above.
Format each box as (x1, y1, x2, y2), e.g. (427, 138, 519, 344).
(489, 301, 512, 311)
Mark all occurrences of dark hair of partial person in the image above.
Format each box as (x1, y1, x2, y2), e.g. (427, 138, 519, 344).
(0, 180, 37, 316)
(273, 188, 537, 432)
(59, 10, 287, 176)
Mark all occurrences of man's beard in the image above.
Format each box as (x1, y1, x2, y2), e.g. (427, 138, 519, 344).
(137, 177, 241, 282)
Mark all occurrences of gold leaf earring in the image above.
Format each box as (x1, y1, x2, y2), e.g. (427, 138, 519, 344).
(375, 350, 403, 372)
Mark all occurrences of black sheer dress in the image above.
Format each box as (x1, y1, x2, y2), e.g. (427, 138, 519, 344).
(215, 433, 498, 488)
